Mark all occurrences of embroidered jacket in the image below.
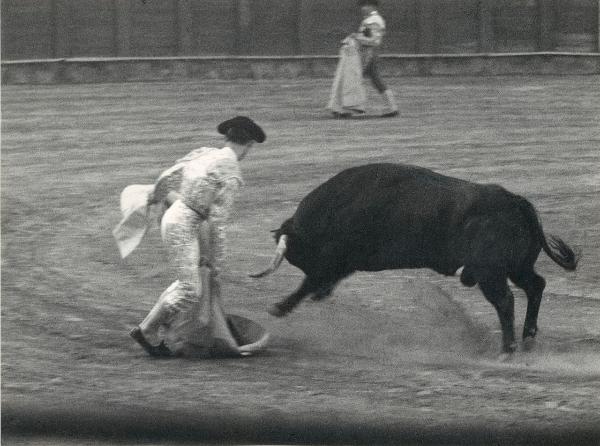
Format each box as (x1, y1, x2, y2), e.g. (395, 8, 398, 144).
(154, 147, 243, 272)
(355, 10, 386, 62)
(357, 11, 385, 47)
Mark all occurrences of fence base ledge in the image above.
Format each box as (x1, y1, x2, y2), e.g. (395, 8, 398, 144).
(2, 53, 599, 84)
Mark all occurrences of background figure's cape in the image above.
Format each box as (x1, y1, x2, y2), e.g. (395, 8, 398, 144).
(327, 37, 366, 113)
(164, 267, 270, 358)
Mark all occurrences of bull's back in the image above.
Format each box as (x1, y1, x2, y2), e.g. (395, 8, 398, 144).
(294, 163, 475, 235)
(291, 163, 514, 271)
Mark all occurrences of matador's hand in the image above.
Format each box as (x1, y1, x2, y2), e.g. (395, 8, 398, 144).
(209, 269, 221, 298)
(210, 266, 221, 279)
(147, 191, 157, 205)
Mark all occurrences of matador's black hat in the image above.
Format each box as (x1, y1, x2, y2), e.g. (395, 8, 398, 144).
(217, 116, 266, 143)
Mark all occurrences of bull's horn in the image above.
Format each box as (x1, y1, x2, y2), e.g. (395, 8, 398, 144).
(249, 235, 288, 278)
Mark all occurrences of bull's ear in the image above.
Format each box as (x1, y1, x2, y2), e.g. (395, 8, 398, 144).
(270, 229, 278, 233)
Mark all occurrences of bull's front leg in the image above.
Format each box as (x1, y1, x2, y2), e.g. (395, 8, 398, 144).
(269, 277, 318, 317)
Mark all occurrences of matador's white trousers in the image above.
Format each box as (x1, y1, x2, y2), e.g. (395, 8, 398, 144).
(139, 200, 240, 356)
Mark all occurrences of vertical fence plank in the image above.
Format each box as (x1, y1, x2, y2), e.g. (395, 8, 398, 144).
(293, 0, 303, 54)
(417, 0, 436, 53)
(114, 0, 131, 56)
(435, 0, 479, 53)
(479, 0, 494, 52)
(555, 0, 597, 52)
(190, 0, 238, 56)
(2, 0, 55, 59)
(493, 0, 537, 52)
(176, 0, 193, 55)
(236, 0, 252, 54)
(380, 0, 418, 54)
(52, 0, 71, 57)
(249, 0, 299, 55)
(537, 0, 557, 50)
(297, 0, 310, 54)
(295, 0, 354, 55)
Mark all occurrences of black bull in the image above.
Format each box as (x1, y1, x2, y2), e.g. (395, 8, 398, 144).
(251, 163, 579, 354)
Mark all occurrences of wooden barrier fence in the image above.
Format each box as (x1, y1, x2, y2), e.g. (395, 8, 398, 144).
(2, 0, 599, 61)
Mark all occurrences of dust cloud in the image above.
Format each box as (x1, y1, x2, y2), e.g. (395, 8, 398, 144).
(263, 279, 600, 376)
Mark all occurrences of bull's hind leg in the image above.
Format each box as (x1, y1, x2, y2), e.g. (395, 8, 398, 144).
(479, 276, 517, 355)
(510, 269, 546, 351)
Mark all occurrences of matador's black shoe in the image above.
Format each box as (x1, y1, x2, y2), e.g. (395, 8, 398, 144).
(381, 110, 399, 118)
(331, 111, 352, 119)
(129, 326, 173, 357)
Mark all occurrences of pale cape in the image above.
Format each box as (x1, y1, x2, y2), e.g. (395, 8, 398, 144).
(112, 184, 155, 259)
(112, 156, 193, 259)
(162, 267, 270, 358)
(327, 37, 366, 113)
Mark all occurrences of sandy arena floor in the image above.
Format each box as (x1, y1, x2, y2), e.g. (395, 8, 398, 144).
(2, 76, 600, 445)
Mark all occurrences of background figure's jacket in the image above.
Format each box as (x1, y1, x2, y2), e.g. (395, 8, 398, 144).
(355, 10, 386, 63)
(154, 147, 243, 273)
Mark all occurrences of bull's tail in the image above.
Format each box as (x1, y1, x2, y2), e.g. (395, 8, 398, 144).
(542, 234, 579, 271)
(516, 197, 579, 271)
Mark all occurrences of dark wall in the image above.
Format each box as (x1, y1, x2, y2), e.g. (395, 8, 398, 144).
(2, 0, 598, 60)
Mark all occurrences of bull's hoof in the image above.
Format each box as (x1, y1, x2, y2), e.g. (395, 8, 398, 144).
(522, 336, 536, 352)
(497, 352, 514, 363)
(311, 293, 329, 301)
(268, 303, 289, 318)
(459, 269, 477, 287)
(497, 342, 517, 362)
